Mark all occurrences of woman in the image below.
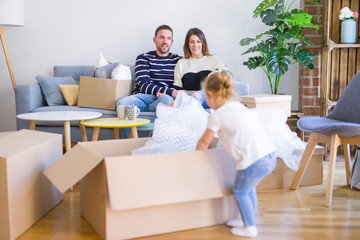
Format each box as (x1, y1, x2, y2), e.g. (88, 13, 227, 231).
(173, 27, 228, 108)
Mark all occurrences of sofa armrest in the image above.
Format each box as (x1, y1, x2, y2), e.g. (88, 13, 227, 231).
(15, 83, 46, 129)
(234, 81, 249, 96)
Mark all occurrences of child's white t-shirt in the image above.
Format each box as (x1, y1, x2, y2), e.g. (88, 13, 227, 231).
(207, 100, 276, 170)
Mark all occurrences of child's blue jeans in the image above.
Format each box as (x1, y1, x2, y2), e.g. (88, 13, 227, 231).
(233, 152, 276, 227)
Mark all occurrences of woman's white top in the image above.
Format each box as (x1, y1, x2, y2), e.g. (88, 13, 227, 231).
(173, 55, 227, 90)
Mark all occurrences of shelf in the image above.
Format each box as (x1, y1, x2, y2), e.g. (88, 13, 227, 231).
(327, 39, 360, 51)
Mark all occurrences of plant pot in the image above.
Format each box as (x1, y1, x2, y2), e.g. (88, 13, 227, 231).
(341, 19, 357, 44)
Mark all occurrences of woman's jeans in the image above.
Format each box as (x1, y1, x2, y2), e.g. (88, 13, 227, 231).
(233, 152, 276, 227)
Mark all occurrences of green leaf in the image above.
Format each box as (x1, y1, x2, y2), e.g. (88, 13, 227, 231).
(239, 38, 256, 46)
(242, 45, 260, 55)
(283, 25, 300, 39)
(253, 0, 278, 18)
(260, 9, 279, 26)
(267, 49, 291, 76)
(243, 56, 264, 70)
(288, 43, 314, 68)
(279, 13, 319, 29)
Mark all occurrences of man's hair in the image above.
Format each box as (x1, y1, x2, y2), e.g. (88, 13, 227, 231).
(183, 28, 211, 59)
(155, 25, 173, 37)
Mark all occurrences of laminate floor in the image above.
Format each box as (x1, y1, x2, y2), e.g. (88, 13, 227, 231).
(18, 160, 360, 240)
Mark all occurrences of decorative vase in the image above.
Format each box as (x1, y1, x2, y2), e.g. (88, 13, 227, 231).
(341, 19, 356, 44)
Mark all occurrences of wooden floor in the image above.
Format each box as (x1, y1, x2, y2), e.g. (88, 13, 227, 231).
(18, 161, 360, 240)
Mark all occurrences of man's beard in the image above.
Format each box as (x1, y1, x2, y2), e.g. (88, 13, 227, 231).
(157, 44, 169, 54)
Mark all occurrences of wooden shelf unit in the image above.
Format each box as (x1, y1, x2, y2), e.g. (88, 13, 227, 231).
(321, 0, 360, 116)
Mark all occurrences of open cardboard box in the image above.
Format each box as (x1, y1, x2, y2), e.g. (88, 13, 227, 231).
(77, 76, 133, 110)
(44, 137, 324, 239)
(257, 145, 324, 190)
(44, 138, 238, 240)
(0, 130, 64, 240)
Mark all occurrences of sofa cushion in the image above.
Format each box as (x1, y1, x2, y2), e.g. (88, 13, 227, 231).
(59, 84, 79, 106)
(94, 62, 119, 79)
(54, 66, 95, 83)
(36, 76, 77, 106)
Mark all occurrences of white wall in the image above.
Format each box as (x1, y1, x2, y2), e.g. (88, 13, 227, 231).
(0, 0, 299, 131)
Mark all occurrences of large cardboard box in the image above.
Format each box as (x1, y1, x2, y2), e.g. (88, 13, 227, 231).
(257, 145, 324, 190)
(77, 76, 133, 110)
(238, 94, 292, 116)
(44, 138, 324, 239)
(0, 130, 64, 240)
(44, 138, 238, 240)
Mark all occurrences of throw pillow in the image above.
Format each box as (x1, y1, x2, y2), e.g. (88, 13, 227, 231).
(111, 64, 132, 80)
(36, 76, 77, 106)
(95, 54, 110, 69)
(94, 62, 119, 79)
(59, 84, 79, 106)
(92, 54, 110, 77)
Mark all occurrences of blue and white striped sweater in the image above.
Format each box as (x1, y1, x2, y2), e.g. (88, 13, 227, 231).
(134, 51, 180, 96)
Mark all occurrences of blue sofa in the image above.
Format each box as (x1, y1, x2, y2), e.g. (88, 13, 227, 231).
(15, 65, 249, 142)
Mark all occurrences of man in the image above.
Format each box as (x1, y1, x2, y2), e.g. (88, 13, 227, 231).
(116, 25, 180, 112)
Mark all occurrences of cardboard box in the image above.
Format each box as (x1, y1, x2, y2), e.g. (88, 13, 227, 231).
(0, 130, 64, 240)
(77, 76, 133, 110)
(44, 138, 238, 240)
(257, 145, 324, 190)
(238, 94, 292, 116)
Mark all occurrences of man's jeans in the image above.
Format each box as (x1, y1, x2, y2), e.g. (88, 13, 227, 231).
(233, 152, 276, 227)
(116, 93, 174, 113)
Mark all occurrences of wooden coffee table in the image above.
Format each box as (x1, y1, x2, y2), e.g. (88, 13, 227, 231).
(17, 111, 102, 152)
(79, 118, 150, 140)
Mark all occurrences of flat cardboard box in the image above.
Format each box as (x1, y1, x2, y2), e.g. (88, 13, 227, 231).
(238, 94, 292, 116)
(77, 76, 133, 110)
(257, 145, 324, 190)
(0, 130, 64, 240)
(44, 138, 238, 240)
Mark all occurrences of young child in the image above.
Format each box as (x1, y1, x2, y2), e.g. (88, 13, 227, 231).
(196, 70, 277, 237)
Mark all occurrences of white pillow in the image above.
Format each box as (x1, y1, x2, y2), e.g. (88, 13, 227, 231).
(111, 64, 132, 80)
(95, 54, 110, 69)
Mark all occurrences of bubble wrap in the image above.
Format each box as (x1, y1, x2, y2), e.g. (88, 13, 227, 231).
(132, 91, 209, 155)
(252, 107, 305, 170)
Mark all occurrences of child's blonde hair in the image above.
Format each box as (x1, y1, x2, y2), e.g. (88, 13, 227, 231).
(204, 70, 234, 99)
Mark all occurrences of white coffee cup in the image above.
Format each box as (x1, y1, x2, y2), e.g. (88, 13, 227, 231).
(117, 105, 127, 120)
(126, 105, 140, 120)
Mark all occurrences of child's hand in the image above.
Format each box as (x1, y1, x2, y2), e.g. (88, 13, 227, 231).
(196, 129, 215, 150)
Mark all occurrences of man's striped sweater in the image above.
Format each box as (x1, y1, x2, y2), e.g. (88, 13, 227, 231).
(133, 51, 180, 96)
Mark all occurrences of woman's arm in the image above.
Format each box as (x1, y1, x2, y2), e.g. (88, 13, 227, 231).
(173, 61, 183, 88)
(196, 129, 215, 150)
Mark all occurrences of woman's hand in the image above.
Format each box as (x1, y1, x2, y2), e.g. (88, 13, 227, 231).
(167, 101, 175, 107)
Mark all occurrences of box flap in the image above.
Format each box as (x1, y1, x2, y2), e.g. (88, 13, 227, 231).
(43, 143, 104, 193)
(104, 148, 236, 211)
(0, 130, 61, 158)
(239, 94, 292, 103)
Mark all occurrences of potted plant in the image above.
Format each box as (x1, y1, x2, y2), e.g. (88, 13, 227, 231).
(240, 0, 320, 94)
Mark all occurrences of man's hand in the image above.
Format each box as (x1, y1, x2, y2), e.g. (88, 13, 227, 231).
(156, 92, 165, 98)
(167, 101, 175, 107)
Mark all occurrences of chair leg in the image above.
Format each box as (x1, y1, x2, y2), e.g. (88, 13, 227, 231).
(343, 144, 351, 185)
(325, 134, 341, 207)
(290, 133, 319, 190)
